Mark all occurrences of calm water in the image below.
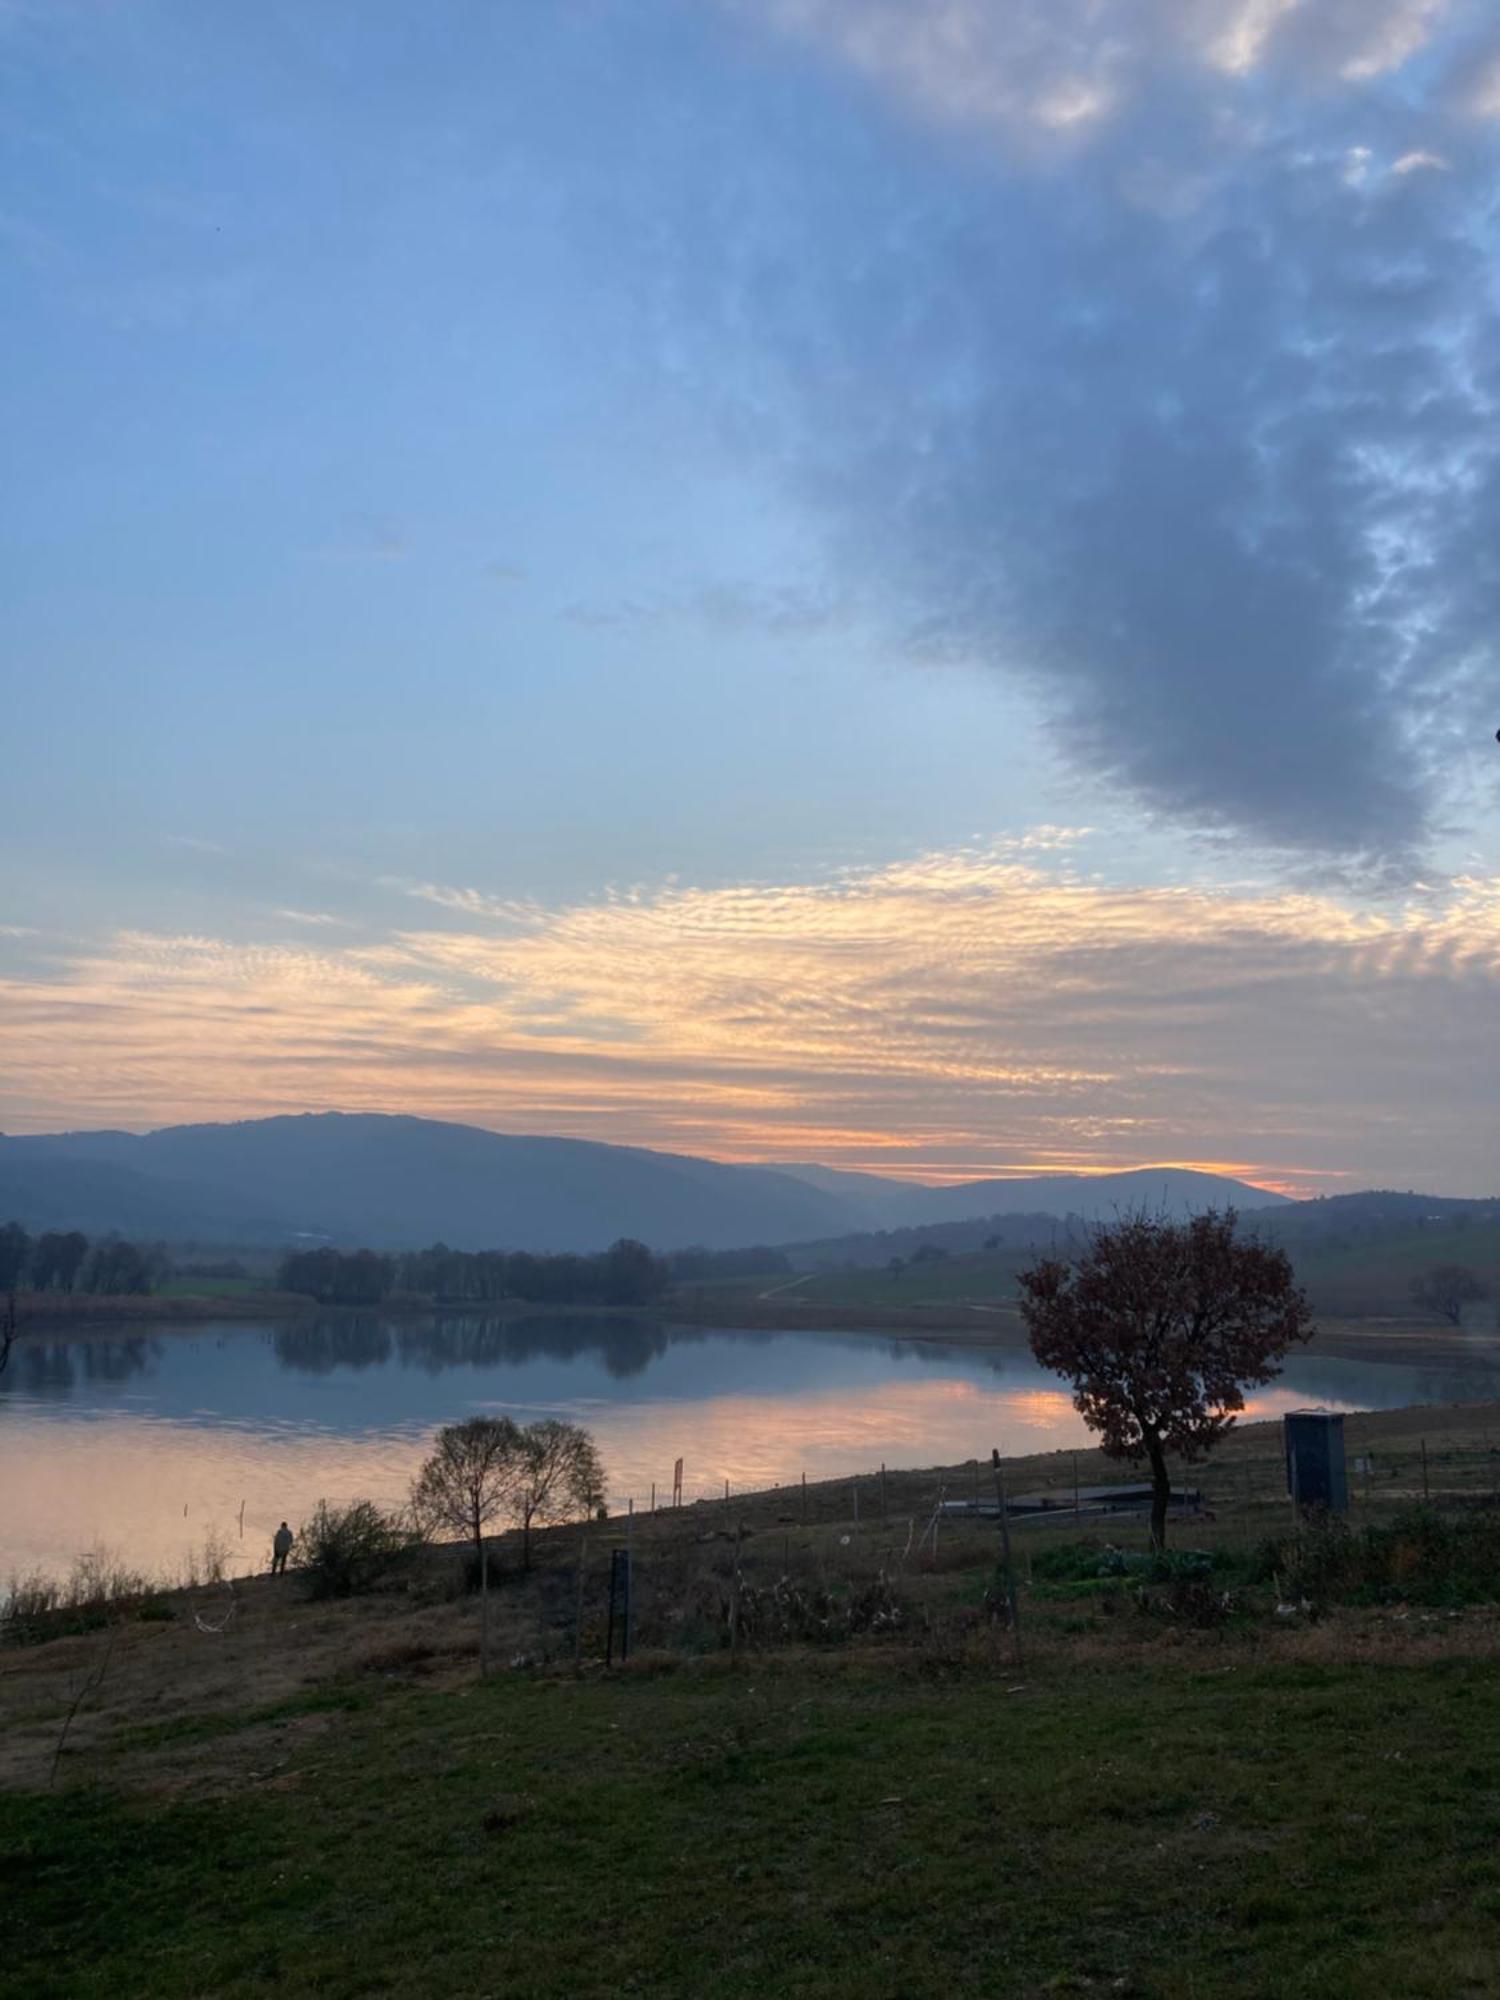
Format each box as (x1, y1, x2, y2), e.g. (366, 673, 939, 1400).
(4, 1315, 1498, 1580)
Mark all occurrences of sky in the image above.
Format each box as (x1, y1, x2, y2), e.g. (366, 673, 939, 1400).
(2, 0, 1499, 1195)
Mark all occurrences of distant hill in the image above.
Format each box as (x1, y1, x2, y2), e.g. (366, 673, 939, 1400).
(0, 1115, 1296, 1255)
(775, 1163, 1290, 1229)
(0, 1116, 856, 1253)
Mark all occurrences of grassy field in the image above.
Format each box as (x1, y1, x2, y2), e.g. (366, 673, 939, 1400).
(727, 1222, 1500, 1326)
(8, 1404, 1500, 1996)
(154, 1276, 272, 1301)
(8, 1647, 1500, 1999)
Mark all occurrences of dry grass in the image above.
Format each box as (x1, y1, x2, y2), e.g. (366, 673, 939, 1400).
(6, 1395, 1500, 1804)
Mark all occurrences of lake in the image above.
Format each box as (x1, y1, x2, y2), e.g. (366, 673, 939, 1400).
(4, 1314, 1499, 1581)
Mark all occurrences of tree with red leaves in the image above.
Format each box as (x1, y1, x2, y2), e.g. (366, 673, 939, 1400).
(1018, 1210, 1312, 1548)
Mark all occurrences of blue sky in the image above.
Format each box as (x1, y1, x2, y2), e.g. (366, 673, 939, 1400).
(3, 1, 1499, 1192)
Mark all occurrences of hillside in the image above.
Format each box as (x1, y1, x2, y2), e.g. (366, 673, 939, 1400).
(775, 1162, 1290, 1226)
(0, 1116, 1292, 1255)
(0, 1116, 854, 1254)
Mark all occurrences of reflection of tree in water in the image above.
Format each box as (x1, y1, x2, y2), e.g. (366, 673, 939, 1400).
(266, 1313, 683, 1380)
(272, 1320, 393, 1375)
(398, 1315, 674, 1380)
(1278, 1351, 1500, 1412)
(0, 1337, 159, 1398)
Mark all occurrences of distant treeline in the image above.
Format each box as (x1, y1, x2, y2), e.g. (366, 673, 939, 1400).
(0, 1221, 168, 1296)
(278, 1237, 675, 1307)
(277, 1239, 790, 1307)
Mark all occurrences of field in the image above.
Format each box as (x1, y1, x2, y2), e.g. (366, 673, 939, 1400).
(713, 1219, 1500, 1327)
(8, 1403, 1500, 1997)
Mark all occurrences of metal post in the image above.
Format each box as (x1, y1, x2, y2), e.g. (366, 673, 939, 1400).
(606, 1547, 631, 1665)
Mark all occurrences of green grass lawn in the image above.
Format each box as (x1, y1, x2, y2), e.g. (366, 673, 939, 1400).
(6, 1648, 1500, 1999)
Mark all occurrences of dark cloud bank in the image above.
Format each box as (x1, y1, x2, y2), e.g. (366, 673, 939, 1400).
(551, 0, 1500, 870)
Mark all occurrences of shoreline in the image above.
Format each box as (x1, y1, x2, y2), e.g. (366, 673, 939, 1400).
(16, 1287, 1497, 1374)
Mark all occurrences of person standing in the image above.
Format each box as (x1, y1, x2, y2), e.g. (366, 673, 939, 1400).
(271, 1521, 294, 1575)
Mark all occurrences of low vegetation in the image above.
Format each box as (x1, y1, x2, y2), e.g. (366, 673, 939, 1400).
(6, 1405, 1500, 1995)
(294, 1500, 417, 1600)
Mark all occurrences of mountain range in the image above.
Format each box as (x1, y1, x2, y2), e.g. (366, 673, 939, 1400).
(0, 1113, 1289, 1253)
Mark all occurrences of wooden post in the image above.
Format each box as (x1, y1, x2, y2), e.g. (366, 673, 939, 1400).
(1422, 1439, 1430, 1503)
(801, 1471, 807, 1524)
(851, 1479, 859, 1527)
(990, 1449, 1023, 1668)
(573, 1527, 588, 1669)
(480, 1539, 491, 1678)
(727, 1525, 744, 1659)
(880, 1463, 888, 1524)
(651, 1481, 656, 1515)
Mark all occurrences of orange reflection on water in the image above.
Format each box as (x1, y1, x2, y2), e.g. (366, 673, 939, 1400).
(0, 1374, 1098, 1581)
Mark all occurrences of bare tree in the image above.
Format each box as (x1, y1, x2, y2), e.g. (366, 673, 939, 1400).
(412, 1417, 523, 1676)
(1019, 1210, 1312, 1548)
(411, 1417, 521, 1565)
(1411, 1265, 1490, 1328)
(508, 1419, 606, 1570)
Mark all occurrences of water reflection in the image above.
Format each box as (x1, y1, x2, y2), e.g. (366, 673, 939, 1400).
(1, 1314, 1497, 1582)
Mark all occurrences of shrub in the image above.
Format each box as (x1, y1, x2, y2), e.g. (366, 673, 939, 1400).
(1257, 1507, 1500, 1609)
(733, 1571, 906, 1648)
(295, 1500, 416, 1599)
(3, 1551, 164, 1645)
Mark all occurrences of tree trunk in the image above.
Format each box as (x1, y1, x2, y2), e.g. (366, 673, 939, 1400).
(1145, 1433, 1171, 1551)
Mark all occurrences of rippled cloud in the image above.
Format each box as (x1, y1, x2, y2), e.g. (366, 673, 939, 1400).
(635, 0, 1500, 866)
(3, 844, 1496, 1193)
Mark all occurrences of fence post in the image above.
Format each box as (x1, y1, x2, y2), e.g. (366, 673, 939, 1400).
(573, 1527, 588, 1668)
(606, 1547, 631, 1666)
(880, 1463, 888, 1524)
(480, 1539, 491, 1678)
(1422, 1439, 1430, 1503)
(990, 1449, 1023, 1669)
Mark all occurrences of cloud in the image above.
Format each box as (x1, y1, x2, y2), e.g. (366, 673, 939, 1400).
(4, 845, 1497, 1192)
(618, 1, 1500, 868)
(561, 579, 851, 638)
(727, 1, 1455, 151)
(311, 513, 409, 563)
